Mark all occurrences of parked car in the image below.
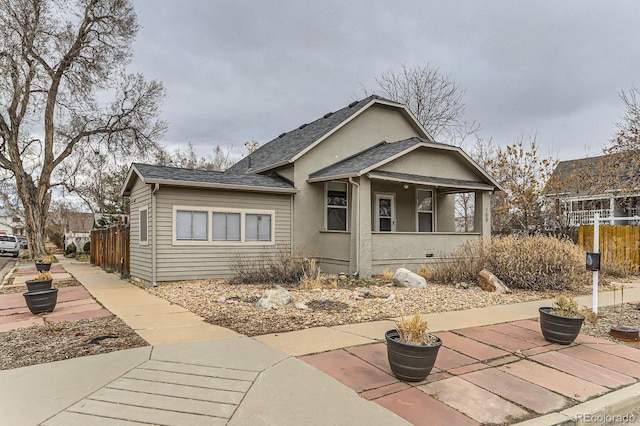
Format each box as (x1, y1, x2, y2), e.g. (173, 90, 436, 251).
(15, 235, 27, 249)
(0, 235, 20, 257)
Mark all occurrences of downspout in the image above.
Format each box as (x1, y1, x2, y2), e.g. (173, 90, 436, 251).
(349, 177, 359, 275)
(152, 183, 159, 287)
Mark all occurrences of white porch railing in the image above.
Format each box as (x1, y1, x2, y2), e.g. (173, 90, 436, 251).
(567, 209, 612, 226)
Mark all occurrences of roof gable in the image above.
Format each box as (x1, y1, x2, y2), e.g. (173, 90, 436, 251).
(307, 137, 502, 190)
(226, 95, 431, 175)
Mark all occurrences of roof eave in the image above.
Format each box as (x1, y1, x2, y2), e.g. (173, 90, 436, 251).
(120, 164, 143, 197)
(367, 172, 494, 191)
(140, 178, 299, 194)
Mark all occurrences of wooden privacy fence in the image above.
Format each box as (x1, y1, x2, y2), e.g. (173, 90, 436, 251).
(90, 223, 130, 275)
(578, 225, 640, 267)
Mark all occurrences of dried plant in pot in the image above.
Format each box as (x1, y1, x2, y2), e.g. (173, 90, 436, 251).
(386, 314, 442, 382)
(25, 271, 53, 292)
(35, 255, 54, 272)
(539, 295, 592, 345)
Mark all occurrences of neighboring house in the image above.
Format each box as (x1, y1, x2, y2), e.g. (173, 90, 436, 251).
(0, 213, 25, 235)
(546, 153, 640, 227)
(47, 211, 95, 251)
(121, 95, 501, 284)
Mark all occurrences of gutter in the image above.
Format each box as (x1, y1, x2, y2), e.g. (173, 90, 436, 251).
(152, 183, 159, 287)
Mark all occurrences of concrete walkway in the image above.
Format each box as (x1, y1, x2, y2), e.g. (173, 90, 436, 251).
(1, 259, 640, 425)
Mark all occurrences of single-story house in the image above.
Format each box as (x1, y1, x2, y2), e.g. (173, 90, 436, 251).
(546, 153, 640, 227)
(121, 95, 502, 285)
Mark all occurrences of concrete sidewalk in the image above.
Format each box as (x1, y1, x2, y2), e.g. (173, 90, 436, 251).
(1, 260, 640, 425)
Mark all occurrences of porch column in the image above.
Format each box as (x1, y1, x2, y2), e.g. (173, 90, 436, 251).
(474, 191, 491, 238)
(350, 176, 372, 277)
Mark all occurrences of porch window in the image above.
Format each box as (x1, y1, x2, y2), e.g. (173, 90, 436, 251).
(176, 210, 208, 241)
(326, 181, 348, 231)
(212, 212, 241, 241)
(246, 214, 272, 241)
(417, 189, 433, 232)
(139, 207, 148, 245)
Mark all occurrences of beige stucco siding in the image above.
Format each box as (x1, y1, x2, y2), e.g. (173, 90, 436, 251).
(379, 149, 482, 182)
(129, 177, 152, 281)
(370, 232, 482, 274)
(293, 104, 424, 253)
(153, 186, 292, 281)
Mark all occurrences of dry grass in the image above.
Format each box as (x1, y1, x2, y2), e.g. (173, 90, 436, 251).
(395, 314, 436, 345)
(381, 268, 395, 280)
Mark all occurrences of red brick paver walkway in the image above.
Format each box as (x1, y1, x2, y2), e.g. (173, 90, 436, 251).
(300, 320, 640, 425)
(0, 264, 112, 332)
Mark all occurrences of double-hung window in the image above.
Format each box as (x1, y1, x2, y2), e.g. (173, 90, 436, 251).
(326, 182, 348, 231)
(245, 214, 271, 241)
(417, 189, 434, 232)
(176, 210, 208, 241)
(212, 212, 241, 241)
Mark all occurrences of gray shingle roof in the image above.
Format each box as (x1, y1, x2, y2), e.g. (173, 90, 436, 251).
(227, 95, 405, 174)
(308, 137, 441, 180)
(130, 163, 296, 192)
(547, 153, 640, 197)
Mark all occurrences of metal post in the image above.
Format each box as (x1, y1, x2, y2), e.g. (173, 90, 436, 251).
(593, 213, 599, 314)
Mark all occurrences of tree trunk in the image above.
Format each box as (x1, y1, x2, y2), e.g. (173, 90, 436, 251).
(14, 173, 49, 259)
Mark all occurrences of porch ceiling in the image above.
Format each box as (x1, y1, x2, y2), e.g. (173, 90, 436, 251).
(368, 170, 494, 191)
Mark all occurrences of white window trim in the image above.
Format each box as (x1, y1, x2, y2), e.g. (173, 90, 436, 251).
(139, 206, 149, 245)
(416, 188, 435, 232)
(172, 205, 275, 246)
(374, 192, 396, 232)
(325, 181, 349, 231)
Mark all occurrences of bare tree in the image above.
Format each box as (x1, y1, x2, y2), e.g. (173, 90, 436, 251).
(487, 136, 558, 233)
(154, 143, 234, 171)
(0, 0, 165, 257)
(376, 64, 479, 145)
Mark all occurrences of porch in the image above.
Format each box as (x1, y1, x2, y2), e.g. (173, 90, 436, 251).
(317, 175, 493, 276)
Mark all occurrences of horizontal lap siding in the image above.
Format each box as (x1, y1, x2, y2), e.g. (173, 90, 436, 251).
(155, 187, 292, 281)
(129, 179, 152, 281)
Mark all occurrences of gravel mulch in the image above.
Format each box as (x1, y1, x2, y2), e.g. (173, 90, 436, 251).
(580, 302, 640, 347)
(147, 278, 593, 337)
(0, 316, 149, 370)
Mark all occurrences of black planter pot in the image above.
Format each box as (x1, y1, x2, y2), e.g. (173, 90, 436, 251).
(23, 288, 58, 314)
(25, 279, 53, 292)
(35, 262, 52, 272)
(539, 307, 584, 345)
(386, 330, 442, 382)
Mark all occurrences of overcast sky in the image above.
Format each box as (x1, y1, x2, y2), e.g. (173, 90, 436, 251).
(128, 0, 640, 163)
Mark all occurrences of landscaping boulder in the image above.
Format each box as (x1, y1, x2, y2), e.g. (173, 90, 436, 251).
(477, 269, 511, 294)
(255, 286, 291, 309)
(393, 268, 427, 289)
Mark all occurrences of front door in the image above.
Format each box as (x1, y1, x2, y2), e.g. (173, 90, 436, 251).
(375, 194, 395, 232)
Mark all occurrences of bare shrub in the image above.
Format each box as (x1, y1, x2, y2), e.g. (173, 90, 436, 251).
(423, 235, 589, 291)
(420, 238, 491, 284)
(602, 254, 638, 278)
(490, 235, 589, 291)
(229, 245, 318, 285)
